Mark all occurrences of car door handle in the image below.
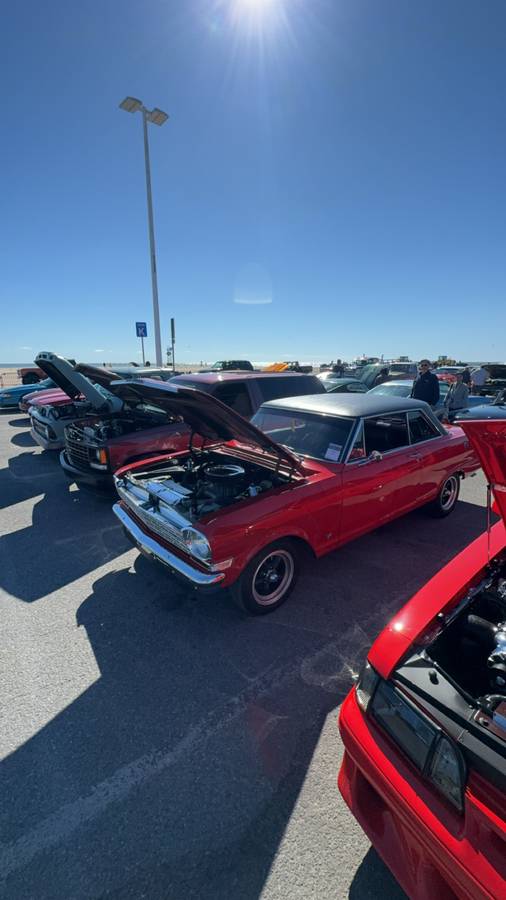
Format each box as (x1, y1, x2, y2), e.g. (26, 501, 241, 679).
(409, 452, 422, 461)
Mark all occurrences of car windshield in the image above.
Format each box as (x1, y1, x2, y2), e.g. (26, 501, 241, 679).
(38, 378, 54, 389)
(251, 408, 354, 462)
(369, 381, 450, 400)
(369, 383, 411, 397)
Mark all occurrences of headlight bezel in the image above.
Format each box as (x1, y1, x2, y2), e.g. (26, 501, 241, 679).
(89, 447, 109, 470)
(361, 672, 467, 812)
(181, 527, 212, 562)
(355, 660, 380, 712)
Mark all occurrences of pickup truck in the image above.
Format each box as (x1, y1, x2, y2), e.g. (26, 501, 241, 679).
(60, 370, 325, 490)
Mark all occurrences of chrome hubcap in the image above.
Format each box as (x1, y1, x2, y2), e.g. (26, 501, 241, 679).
(440, 476, 459, 511)
(252, 550, 294, 607)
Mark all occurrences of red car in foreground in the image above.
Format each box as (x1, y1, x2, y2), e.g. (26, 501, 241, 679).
(111, 380, 478, 614)
(338, 402, 506, 900)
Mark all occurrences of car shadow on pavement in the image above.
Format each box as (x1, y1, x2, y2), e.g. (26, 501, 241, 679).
(0, 558, 396, 899)
(10, 431, 37, 448)
(0, 449, 63, 511)
(349, 848, 407, 899)
(0, 498, 493, 899)
(7, 416, 31, 427)
(0, 442, 128, 598)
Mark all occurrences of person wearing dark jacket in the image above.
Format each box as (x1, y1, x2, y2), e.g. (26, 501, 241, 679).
(372, 367, 390, 387)
(411, 360, 440, 407)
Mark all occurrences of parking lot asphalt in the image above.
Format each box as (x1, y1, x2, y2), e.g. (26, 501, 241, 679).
(0, 410, 491, 900)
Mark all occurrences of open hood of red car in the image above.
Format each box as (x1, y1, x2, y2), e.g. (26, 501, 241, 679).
(109, 379, 304, 472)
(455, 402, 506, 523)
(35, 352, 122, 405)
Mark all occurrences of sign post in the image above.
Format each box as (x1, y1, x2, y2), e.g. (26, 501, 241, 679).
(136, 322, 148, 365)
(170, 317, 176, 373)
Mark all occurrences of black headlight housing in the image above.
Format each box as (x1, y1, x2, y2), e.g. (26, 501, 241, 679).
(355, 664, 467, 812)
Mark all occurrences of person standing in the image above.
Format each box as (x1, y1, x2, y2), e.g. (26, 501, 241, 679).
(372, 367, 390, 387)
(444, 372, 469, 417)
(461, 366, 471, 386)
(411, 360, 440, 407)
(471, 365, 489, 394)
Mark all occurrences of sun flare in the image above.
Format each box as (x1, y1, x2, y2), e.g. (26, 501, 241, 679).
(229, 0, 282, 30)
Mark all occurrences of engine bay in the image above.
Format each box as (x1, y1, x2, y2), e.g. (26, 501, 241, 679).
(75, 408, 173, 443)
(122, 449, 287, 521)
(427, 561, 506, 737)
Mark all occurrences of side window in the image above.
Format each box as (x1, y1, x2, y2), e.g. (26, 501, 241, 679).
(348, 422, 366, 461)
(408, 410, 440, 444)
(212, 383, 253, 418)
(364, 414, 409, 454)
(257, 376, 320, 401)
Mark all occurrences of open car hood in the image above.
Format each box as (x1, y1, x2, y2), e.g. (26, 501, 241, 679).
(35, 352, 122, 407)
(109, 379, 304, 472)
(455, 402, 506, 523)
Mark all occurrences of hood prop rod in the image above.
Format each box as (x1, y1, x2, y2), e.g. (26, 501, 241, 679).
(487, 483, 493, 566)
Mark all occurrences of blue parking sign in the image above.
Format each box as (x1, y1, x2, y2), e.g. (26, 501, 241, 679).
(136, 322, 147, 338)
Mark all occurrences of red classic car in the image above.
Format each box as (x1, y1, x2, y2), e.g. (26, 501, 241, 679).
(338, 402, 506, 900)
(111, 380, 479, 614)
(19, 387, 69, 413)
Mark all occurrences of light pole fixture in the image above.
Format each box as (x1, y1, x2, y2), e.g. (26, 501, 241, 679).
(119, 96, 169, 366)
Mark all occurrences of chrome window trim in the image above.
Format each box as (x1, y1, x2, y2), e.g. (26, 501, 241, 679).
(406, 409, 443, 445)
(344, 409, 435, 464)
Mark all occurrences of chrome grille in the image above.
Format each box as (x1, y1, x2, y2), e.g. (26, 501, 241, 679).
(65, 426, 92, 470)
(116, 480, 193, 558)
(33, 418, 48, 438)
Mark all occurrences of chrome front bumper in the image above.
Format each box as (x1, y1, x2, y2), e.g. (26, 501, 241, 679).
(113, 503, 225, 588)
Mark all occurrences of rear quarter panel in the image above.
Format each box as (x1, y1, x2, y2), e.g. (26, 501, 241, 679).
(418, 425, 480, 498)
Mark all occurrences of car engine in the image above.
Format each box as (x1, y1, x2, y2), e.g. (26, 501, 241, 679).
(121, 451, 285, 520)
(427, 562, 506, 738)
(77, 409, 172, 442)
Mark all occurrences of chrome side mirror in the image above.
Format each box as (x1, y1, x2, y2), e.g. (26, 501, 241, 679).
(358, 449, 383, 465)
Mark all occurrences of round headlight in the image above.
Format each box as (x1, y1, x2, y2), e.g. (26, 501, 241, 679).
(181, 528, 211, 561)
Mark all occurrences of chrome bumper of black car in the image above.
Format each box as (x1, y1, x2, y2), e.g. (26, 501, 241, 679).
(113, 503, 225, 588)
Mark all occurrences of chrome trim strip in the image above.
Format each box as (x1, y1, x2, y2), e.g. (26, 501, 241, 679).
(113, 503, 225, 587)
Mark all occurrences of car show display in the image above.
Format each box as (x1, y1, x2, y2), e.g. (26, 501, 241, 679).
(60, 369, 324, 489)
(3, 351, 505, 898)
(111, 381, 478, 614)
(29, 354, 177, 452)
(338, 401, 506, 900)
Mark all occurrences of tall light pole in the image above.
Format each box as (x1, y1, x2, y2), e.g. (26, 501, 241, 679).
(119, 96, 169, 367)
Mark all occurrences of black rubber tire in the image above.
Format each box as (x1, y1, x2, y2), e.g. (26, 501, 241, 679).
(426, 474, 460, 518)
(22, 373, 39, 385)
(231, 539, 299, 615)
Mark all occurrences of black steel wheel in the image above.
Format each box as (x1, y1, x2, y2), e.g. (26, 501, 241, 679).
(232, 540, 299, 615)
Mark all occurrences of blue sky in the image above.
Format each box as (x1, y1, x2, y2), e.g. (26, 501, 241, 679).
(2, 0, 506, 365)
